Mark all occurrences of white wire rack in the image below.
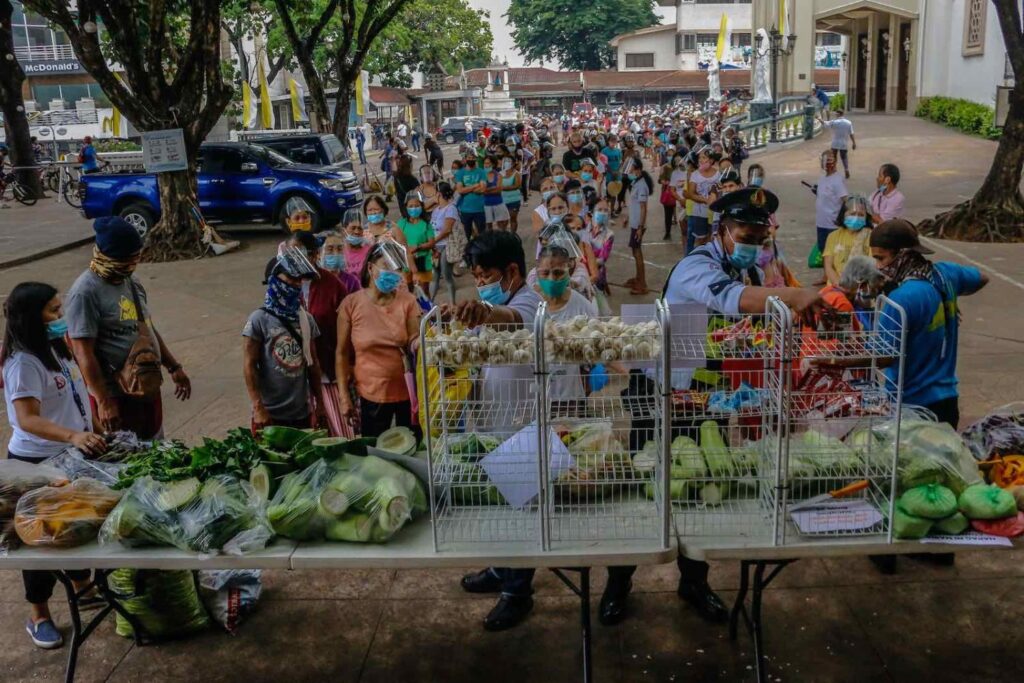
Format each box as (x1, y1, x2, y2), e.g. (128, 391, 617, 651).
(420, 310, 544, 551)
(537, 302, 671, 549)
(664, 299, 789, 542)
(777, 298, 907, 544)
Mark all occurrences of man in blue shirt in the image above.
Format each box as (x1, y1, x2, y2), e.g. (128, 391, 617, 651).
(78, 136, 102, 174)
(871, 220, 988, 428)
(455, 150, 487, 239)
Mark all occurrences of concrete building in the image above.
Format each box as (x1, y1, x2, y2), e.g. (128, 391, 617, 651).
(743, 0, 1012, 113)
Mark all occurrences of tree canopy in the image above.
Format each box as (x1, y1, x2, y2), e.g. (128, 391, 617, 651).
(506, 0, 659, 71)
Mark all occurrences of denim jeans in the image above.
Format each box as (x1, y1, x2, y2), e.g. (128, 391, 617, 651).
(686, 216, 710, 255)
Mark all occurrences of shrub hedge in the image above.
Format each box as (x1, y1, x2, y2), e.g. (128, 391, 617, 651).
(915, 96, 1001, 140)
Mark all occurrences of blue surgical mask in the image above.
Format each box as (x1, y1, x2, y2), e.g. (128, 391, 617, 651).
(322, 254, 344, 271)
(374, 270, 402, 294)
(407, 207, 423, 218)
(538, 277, 570, 299)
(878, 184, 887, 193)
(553, 175, 565, 184)
(726, 231, 760, 270)
(346, 234, 365, 246)
(568, 192, 583, 204)
(844, 216, 867, 231)
(749, 177, 764, 188)
(367, 212, 385, 224)
(46, 318, 68, 340)
(477, 278, 511, 306)
(580, 172, 593, 182)
(593, 211, 609, 225)
(542, 190, 556, 201)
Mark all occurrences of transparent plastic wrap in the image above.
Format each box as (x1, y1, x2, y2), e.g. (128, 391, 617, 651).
(42, 449, 124, 486)
(960, 402, 1024, 462)
(555, 421, 634, 499)
(14, 478, 121, 547)
(0, 460, 69, 550)
(869, 417, 982, 495)
(109, 569, 210, 640)
(267, 455, 427, 543)
(198, 569, 262, 635)
(99, 475, 273, 555)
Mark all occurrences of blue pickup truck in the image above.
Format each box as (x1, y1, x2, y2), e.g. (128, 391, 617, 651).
(81, 142, 363, 234)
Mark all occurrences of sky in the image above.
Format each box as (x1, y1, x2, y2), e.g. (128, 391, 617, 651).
(466, 0, 675, 68)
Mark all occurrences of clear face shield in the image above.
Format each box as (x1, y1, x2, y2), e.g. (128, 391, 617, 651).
(372, 236, 408, 273)
(284, 196, 314, 232)
(538, 223, 583, 262)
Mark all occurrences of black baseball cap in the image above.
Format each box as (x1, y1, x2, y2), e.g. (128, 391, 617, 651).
(709, 187, 778, 227)
(869, 219, 934, 254)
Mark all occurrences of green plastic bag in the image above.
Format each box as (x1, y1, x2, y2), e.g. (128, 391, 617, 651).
(807, 243, 824, 269)
(958, 484, 1017, 520)
(110, 569, 210, 639)
(893, 505, 933, 540)
(898, 484, 958, 520)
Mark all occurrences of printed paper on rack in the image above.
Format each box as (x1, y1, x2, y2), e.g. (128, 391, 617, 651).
(481, 424, 574, 509)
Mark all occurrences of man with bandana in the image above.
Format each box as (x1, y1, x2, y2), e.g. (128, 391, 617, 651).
(65, 217, 191, 439)
(869, 220, 988, 429)
(243, 247, 327, 431)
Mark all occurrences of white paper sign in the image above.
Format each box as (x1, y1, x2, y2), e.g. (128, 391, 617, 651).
(481, 424, 574, 509)
(142, 128, 188, 173)
(790, 499, 883, 535)
(920, 532, 1013, 547)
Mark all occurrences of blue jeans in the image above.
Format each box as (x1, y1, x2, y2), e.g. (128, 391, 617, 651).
(686, 216, 710, 255)
(816, 226, 835, 254)
(461, 211, 486, 239)
(357, 144, 366, 164)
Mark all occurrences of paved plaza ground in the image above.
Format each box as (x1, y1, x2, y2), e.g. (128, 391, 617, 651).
(0, 114, 1023, 682)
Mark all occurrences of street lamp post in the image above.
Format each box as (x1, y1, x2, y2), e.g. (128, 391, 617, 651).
(756, 26, 797, 143)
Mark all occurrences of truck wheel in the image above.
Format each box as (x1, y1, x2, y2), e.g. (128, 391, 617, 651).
(119, 204, 155, 238)
(445, 133, 455, 145)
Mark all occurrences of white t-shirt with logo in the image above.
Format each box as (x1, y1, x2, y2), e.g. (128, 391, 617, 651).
(3, 351, 92, 459)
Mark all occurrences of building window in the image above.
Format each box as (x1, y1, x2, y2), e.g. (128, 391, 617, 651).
(817, 32, 842, 46)
(731, 32, 751, 47)
(625, 53, 655, 68)
(696, 33, 718, 47)
(962, 0, 987, 57)
(682, 34, 697, 51)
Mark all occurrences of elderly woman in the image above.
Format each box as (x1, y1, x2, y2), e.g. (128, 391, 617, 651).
(824, 194, 873, 287)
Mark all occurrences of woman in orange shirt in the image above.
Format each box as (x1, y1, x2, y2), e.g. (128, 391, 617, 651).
(336, 241, 422, 437)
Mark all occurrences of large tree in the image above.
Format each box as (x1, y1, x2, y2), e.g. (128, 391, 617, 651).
(920, 0, 1024, 242)
(0, 0, 42, 197)
(24, 0, 233, 260)
(364, 0, 492, 88)
(271, 0, 413, 140)
(221, 0, 288, 87)
(506, 0, 659, 71)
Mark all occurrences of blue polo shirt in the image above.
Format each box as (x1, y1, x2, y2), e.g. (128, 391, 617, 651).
(878, 262, 983, 407)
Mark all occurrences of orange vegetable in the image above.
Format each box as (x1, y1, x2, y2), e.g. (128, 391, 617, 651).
(990, 455, 1024, 488)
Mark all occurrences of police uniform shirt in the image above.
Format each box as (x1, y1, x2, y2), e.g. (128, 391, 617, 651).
(664, 239, 763, 315)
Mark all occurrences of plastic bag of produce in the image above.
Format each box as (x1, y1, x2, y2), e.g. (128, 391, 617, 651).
(960, 402, 1024, 462)
(198, 569, 262, 634)
(99, 475, 272, 554)
(958, 484, 1017, 520)
(14, 478, 121, 547)
(109, 569, 209, 640)
(971, 512, 1024, 538)
(268, 455, 427, 543)
(897, 484, 958, 520)
(0, 460, 68, 549)
(42, 449, 123, 486)
(557, 422, 633, 499)
(893, 505, 932, 540)
(934, 512, 970, 535)
(876, 419, 982, 494)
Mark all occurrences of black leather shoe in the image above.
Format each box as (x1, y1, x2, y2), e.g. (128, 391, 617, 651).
(598, 580, 632, 626)
(483, 595, 534, 632)
(869, 554, 898, 575)
(461, 569, 503, 594)
(677, 581, 728, 623)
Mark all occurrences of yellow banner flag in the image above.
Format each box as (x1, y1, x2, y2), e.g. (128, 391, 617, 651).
(715, 13, 732, 63)
(779, 0, 790, 50)
(242, 81, 258, 129)
(289, 78, 308, 123)
(257, 60, 274, 129)
(355, 71, 367, 116)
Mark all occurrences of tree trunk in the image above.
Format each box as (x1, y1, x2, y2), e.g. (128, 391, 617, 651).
(918, 0, 1024, 242)
(143, 170, 207, 261)
(333, 80, 354, 148)
(0, 0, 41, 198)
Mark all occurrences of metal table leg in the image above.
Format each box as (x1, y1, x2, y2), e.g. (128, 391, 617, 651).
(551, 567, 593, 683)
(727, 559, 795, 683)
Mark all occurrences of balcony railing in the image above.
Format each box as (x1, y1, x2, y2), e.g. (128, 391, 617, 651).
(14, 44, 76, 62)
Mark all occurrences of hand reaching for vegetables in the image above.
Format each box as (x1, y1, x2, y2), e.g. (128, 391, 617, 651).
(252, 404, 272, 431)
(96, 396, 121, 433)
(69, 431, 108, 457)
(441, 300, 493, 328)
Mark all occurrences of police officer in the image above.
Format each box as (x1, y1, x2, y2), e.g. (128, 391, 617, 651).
(665, 187, 822, 619)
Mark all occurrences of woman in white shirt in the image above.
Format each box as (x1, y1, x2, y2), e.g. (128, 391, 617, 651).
(532, 177, 560, 234)
(2, 282, 106, 649)
(424, 181, 460, 303)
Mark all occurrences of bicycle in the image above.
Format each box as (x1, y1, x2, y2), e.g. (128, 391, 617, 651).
(40, 163, 84, 208)
(0, 169, 38, 206)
